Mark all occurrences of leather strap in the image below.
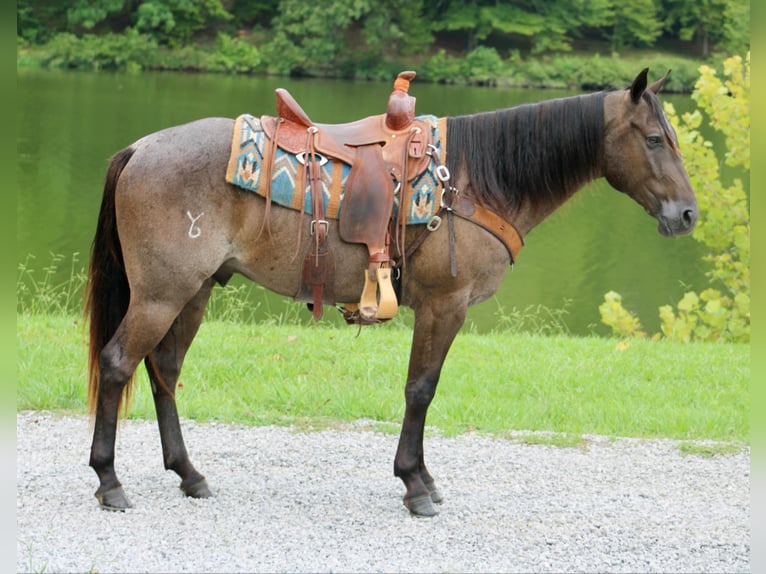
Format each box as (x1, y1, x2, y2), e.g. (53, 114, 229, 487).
(451, 196, 524, 263)
(304, 127, 331, 320)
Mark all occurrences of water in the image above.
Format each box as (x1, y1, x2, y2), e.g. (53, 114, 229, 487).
(17, 69, 708, 335)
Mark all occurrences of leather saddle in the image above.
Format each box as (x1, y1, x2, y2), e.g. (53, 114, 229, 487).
(259, 71, 432, 324)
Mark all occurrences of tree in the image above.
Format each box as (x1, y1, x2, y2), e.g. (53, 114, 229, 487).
(362, 0, 433, 57)
(66, 0, 126, 31)
(600, 54, 750, 343)
(18, 0, 70, 43)
(660, 0, 748, 56)
(134, 0, 232, 45)
(431, 0, 548, 52)
(609, 0, 663, 50)
(261, 0, 370, 76)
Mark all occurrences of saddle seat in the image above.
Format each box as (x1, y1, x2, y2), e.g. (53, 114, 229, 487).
(260, 76, 431, 181)
(259, 71, 431, 324)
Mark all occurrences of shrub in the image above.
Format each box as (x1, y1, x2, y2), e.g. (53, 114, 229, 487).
(41, 30, 159, 71)
(460, 46, 504, 85)
(207, 32, 261, 74)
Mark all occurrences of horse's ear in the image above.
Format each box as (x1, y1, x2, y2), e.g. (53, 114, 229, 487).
(649, 69, 671, 94)
(629, 68, 650, 104)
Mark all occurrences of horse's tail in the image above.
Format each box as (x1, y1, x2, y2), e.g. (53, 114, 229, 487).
(85, 147, 136, 415)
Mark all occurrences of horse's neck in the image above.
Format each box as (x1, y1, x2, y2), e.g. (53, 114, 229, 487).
(447, 93, 605, 238)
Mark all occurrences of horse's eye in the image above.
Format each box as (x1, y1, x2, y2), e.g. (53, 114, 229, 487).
(646, 135, 663, 148)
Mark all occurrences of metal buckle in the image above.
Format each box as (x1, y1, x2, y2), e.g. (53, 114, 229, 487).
(311, 219, 328, 235)
(435, 164, 450, 182)
(427, 215, 442, 231)
(296, 151, 328, 166)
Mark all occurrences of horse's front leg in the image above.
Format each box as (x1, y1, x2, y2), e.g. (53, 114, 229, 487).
(394, 299, 467, 517)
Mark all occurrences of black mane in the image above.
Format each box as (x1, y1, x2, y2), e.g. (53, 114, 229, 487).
(445, 92, 606, 217)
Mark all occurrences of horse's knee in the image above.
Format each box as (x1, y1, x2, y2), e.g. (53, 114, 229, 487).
(405, 376, 437, 410)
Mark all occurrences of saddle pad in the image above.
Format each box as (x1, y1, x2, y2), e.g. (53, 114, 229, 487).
(225, 113, 444, 225)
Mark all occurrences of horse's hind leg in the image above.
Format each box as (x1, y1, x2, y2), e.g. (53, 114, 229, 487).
(394, 298, 467, 517)
(90, 297, 201, 510)
(146, 279, 214, 499)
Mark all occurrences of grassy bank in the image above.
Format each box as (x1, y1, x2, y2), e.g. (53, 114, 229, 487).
(17, 314, 748, 444)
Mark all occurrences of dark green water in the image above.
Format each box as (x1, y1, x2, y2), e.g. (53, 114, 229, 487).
(17, 69, 707, 334)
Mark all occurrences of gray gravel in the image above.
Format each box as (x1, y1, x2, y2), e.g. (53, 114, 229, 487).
(17, 410, 749, 573)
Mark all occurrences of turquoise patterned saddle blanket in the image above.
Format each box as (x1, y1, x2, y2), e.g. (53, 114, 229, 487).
(225, 114, 443, 224)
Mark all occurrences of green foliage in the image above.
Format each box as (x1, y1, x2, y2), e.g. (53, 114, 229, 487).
(135, 0, 233, 45)
(17, 1, 65, 44)
(610, 0, 663, 49)
(37, 30, 159, 71)
(17, 253, 86, 316)
(207, 32, 261, 73)
(661, 0, 749, 56)
(66, 0, 124, 30)
(599, 292, 647, 339)
(657, 289, 750, 343)
(459, 46, 505, 85)
(17, 0, 749, 83)
(489, 297, 573, 336)
(361, 0, 433, 58)
(17, 0, 749, 62)
(260, 0, 370, 76)
(600, 54, 750, 343)
(718, 0, 750, 56)
(419, 49, 462, 84)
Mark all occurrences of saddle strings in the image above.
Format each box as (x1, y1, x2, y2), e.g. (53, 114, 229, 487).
(395, 127, 420, 269)
(289, 126, 314, 262)
(257, 117, 281, 243)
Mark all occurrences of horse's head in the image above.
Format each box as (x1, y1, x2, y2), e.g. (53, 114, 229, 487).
(602, 69, 698, 237)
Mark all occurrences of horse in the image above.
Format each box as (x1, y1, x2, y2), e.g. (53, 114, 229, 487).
(85, 68, 697, 517)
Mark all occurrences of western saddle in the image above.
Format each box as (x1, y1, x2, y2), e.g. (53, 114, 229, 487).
(259, 71, 434, 324)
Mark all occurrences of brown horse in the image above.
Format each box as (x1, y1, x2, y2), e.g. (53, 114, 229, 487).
(85, 69, 697, 517)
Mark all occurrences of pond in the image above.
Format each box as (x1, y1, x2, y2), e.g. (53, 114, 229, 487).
(17, 69, 708, 335)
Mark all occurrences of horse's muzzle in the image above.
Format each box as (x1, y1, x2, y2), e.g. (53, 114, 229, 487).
(657, 200, 698, 237)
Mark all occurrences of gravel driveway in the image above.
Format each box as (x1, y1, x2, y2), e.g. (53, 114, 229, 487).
(16, 411, 749, 573)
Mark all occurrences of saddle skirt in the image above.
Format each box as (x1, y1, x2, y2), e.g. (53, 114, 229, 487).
(225, 113, 446, 225)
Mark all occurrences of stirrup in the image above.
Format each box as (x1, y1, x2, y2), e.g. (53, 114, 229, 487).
(375, 267, 398, 319)
(359, 268, 398, 321)
(359, 270, 379, 320)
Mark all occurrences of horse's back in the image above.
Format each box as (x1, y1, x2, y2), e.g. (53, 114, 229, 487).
(130, 117, 234, 163)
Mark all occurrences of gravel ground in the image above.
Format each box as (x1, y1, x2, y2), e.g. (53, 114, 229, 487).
(17, 411, 749, 573)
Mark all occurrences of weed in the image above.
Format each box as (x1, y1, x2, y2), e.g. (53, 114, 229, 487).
(679, 442, 744, 458)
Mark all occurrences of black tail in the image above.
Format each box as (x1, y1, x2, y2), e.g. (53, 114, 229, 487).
(85, 147, 135, 414)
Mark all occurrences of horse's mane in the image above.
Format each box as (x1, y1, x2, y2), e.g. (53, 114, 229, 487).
(445, 92, 606, 218)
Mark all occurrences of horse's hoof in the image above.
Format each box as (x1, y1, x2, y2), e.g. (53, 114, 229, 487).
(424, 481, 444, 504)
(428, 487, 444, 504)
(404, 494, 439, 517)
(95, 486, 132, 511)
(181, 477, 212, 499)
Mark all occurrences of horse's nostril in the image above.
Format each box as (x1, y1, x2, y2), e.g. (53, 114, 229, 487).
(682, 208, 697, 227)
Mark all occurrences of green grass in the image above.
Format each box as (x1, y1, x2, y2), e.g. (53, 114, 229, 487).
(17, 313, 749, 444)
